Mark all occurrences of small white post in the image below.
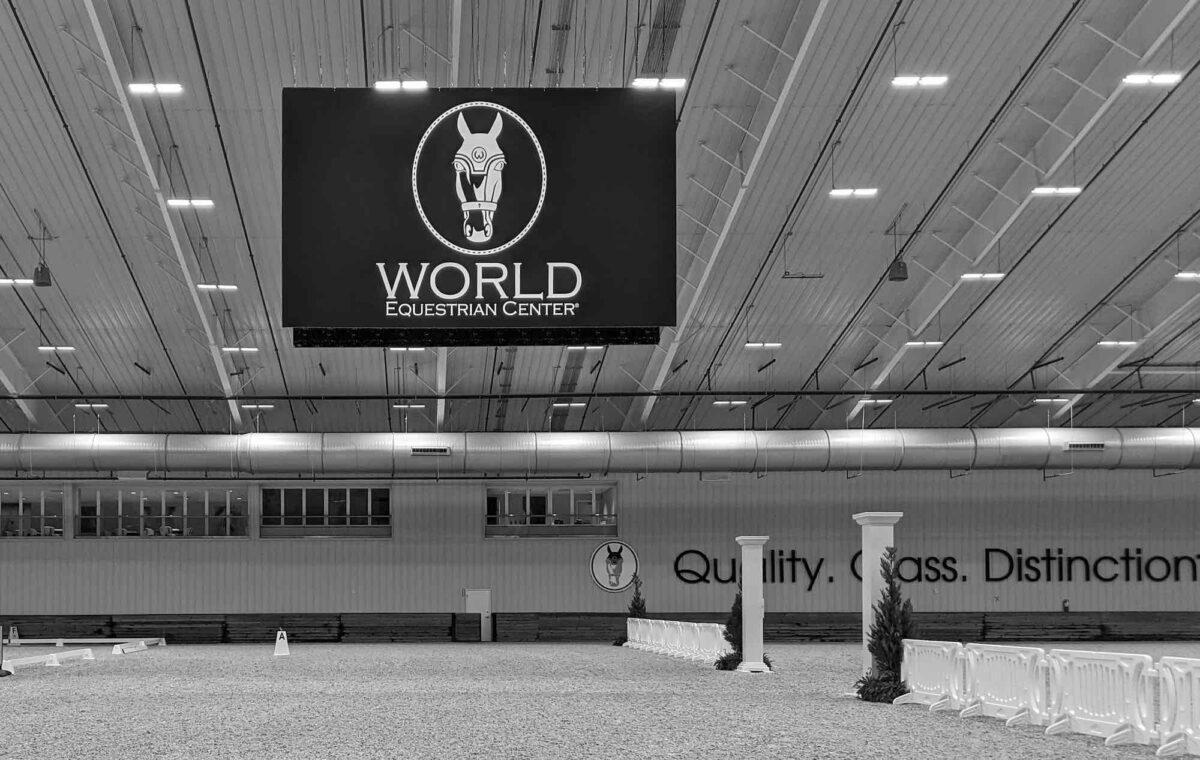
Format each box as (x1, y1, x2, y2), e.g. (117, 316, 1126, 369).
(852, 512, 903, 675)
(735, 535, 771, 673)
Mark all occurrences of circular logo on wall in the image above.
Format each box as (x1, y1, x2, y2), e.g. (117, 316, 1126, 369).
(411, 102, 547, 257)
(590, 541, 639, 593)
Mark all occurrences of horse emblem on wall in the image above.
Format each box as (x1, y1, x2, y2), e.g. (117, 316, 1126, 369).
(453, 112, 505, 243)
(590, 541, 638, 593)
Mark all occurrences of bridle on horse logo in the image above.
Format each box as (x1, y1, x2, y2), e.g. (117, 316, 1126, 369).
(412, 101, 547, 257)
(453, 113, 505, 243)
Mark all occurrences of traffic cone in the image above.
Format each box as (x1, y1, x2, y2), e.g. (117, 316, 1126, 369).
(273, 630, 290, 657)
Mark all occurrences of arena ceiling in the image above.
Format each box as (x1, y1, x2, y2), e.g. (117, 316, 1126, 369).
(0, 0, 1199, 434)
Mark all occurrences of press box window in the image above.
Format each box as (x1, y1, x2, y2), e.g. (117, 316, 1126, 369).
(485, 484, 616, 537)
(0, 488, 64, 538)
(76, 487, 247, 537)
(261, 487, 390, 537)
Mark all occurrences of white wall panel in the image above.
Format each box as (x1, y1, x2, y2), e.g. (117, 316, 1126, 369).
(1, 470, 1197, 614)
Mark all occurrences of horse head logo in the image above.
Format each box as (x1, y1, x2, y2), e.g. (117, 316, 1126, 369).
(605, 543, 624, 587)
(453, 112, 505, 243)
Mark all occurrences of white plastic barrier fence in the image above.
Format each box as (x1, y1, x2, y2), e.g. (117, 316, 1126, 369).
(2, 648, 94, 674)
(960, 644, 1049, 727)
(111, 638, 166, 655)
(624, 618, 729, 664)
(893, 639, 966, 712)
(1158, 657, 1200, 757)
(1044, 649, 1158, 748)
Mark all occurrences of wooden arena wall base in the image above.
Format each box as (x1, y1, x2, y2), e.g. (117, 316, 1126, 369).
(3, 612, 1198, 644)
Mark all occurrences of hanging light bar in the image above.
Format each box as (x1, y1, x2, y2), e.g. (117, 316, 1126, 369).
(240, 404, 274, 410)
(891, 75, 948, 87)
(221, 347, 258, 353)
(392, 403, 426, 410)
(1123, 73, 1182, 86)
(166, 198, 214, 208)
(960, 272, 1005, 281)
(830, 188, 878, 197)
(744, 342, 783, 349)
(904, 341, 944, 347)
(1097, 340, 1138, 347)
(37, 346, 76, 352)
(74, 403, 109, 410)
(1031, 186, 1082, 196)
(551, 402, 587, 408)
(197, 284, 238, 291)
(128, 82, 183, 95)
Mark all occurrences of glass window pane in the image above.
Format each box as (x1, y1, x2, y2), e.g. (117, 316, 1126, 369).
(485, 494, 500, 526)
(163, 490, 184, 536)
(1, 489, 19, 536)
(262, 488, 282, 526)
(78, 489, 98, 537)
(349, 489, 368, 526)
(328, 488, 347, 526)
(185, 490, 208, 537)
(370, 489, 389, 525)
(99, 489, 120, 537)
(229, 491, 247, 536)
(304, 488, 325, 525)
(572, 489, 594, 519)
(283, 489, 303, 526)
(551, 489, 570, 524)
(507, 490, 527, 524)
(42, 490, 63, 534)
(529, 492, 547, 525)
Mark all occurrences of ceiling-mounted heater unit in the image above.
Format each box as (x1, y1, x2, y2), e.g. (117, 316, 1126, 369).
(411, 446, 451, 456)
(1063, 442, 1105, 451)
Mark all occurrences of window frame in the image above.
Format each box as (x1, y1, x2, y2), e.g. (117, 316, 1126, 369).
(482, 481, 618, 539)
(258, 483, 392, 538)
(0, 485, 67, 539)
(72, 483, 249, 539)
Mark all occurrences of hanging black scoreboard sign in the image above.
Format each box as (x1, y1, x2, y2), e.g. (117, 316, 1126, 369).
(281, 88, 676, 347)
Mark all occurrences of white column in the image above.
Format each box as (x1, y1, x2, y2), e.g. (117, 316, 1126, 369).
(852, 512, 903, 675)
(735, 535, 771, 673)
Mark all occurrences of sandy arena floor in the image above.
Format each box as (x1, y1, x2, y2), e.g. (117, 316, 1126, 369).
(1, 640, 1194, 759)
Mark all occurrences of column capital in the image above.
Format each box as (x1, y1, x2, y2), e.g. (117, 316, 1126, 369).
(852, 511, 903, 527)
(735, 535, 770, 546)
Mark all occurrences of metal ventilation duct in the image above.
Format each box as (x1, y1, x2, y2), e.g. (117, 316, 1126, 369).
(0, 429, 1196, 476)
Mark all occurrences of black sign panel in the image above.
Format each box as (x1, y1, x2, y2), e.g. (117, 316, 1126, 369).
(282, 88, 676, 344)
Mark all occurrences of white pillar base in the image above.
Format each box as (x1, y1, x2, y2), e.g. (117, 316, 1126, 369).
(736, 660, 773, 673)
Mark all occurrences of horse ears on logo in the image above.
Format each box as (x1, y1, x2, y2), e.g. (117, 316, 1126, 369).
(457, 112, 471, 139)
(488, 113, 502, 139)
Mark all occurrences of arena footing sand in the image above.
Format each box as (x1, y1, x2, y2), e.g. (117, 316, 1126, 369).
(2, 641, 1191, 759)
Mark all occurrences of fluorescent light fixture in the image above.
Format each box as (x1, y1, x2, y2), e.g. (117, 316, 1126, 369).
(198, 284, 239, 291)
(659, 78, 686, 89)
(392, 403, 425, 410)
(128, 82, 156, 94)
(1097, 340, 1138, 347)
(155, 83, 184, 94)
(960, 272, 1005, 281)
(566, 345, 603, 351)
(712, 400, 747, 407)
(830, 188, 876, 197)
(374, 80, 403, 91)
(891, 76, 920, 87)
(74, 403, 108, 410)
(190, 198, 214, 208)
(632, 77, 659, 88)
(1033, 398, 1069, 404)
(1174, 271, 1200, 280)
(1031, 186, 1082, 196)
(0, 278, 33, 286)
(166, 198, 190, 207)
(240, 404, 274, 410)
(388, 347, 426, 352)
(37, 346, 75, 352)
(892, 75, 947, 87)
(129, 82, 182, 95)
(744, 341, 783, 348)
(221, 346, 258, 353)
(904, 341, 944, 347)
(1124, 72, 1182, 85)
(551, 402, 587, 408)
(402, 80, 429, 90)
(167, 198, 214, 208)
(859, 398, 893, 405)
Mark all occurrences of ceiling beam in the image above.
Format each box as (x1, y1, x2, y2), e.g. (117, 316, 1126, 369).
(83, 0, 243, 430)
(627, 0, 830, 429)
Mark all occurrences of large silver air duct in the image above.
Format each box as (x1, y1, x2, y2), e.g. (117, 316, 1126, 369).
(0, 429, 1196, 476)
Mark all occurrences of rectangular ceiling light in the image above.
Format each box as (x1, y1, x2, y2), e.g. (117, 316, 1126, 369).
(631, 77, 660, 88)
(198, 284, 238, 291)
(1031, 187, 1082, 196)
(374, 80, 403, 91)
(402, 80, 429, 90)
(240, 404, 274, 410)
(712, 400, 747, 407)
(830, 188, 877, 197)
(1097, 340, 1138, 347)
(74, 403, 108, 410)
(388, 347, 426, 352)
(129, 82, 182, 95)
(904, 340, 944, 347)
(892, 75, 947, 87)
(1124, 73, 1182, 85)
(552, 402, 587, 408)
(1033, 398, 1069, 404)
(659, 78, 687, 89)
(859, 398, 893, 405)
(37, 346, 75, 352)
(392, 403, 425, 409)
(744, 341, 782, 348)
(221, 346, 258, 353)
(566, 345, 604, 351)
(1174, 271, 1200, 280)
(167, 198, 214, 208)
(960, 272, 1005, 281)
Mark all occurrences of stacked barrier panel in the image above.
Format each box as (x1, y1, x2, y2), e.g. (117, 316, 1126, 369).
(893, 639, 966, 712)
(1044, 649, 1158, 747)
(1156, 657, 1200, 757)
(960, 644, 1048, 726)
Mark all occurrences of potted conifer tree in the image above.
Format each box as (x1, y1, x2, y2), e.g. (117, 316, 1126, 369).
(855, 546, 913, 702)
